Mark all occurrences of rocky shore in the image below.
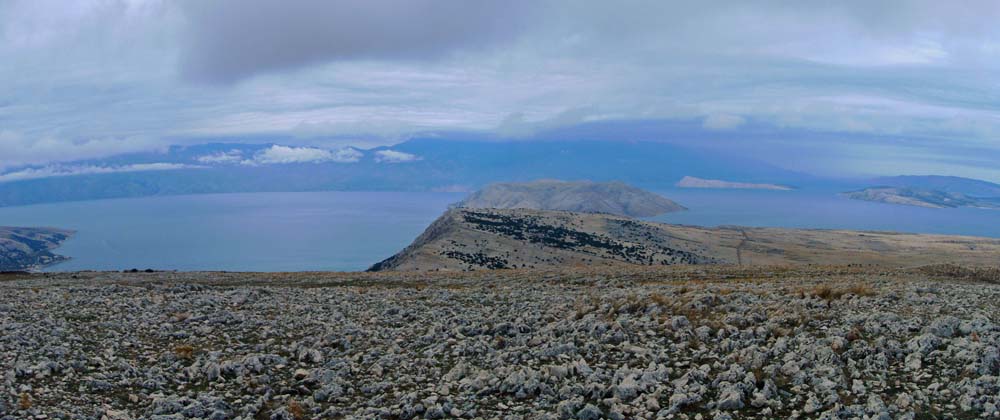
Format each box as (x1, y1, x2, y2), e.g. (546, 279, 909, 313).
(1, 265, 999, 419)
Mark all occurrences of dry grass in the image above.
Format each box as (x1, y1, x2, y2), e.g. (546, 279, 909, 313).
(917, 264, 1000, 284)
(804, 283, 877, 301)
(288, 400, 306, 420)
(18, 392, 31, 410)
(173, 344, 195, 360)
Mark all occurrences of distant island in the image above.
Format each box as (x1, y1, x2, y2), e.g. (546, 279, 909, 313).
(870, 175, 1000, 197)
(842, 187, 1000, 209)
(675, 176, 793, 191)
(453, 179, 686, 217)
(0, 227, 74, 271)
(370, 207, 1000, 271)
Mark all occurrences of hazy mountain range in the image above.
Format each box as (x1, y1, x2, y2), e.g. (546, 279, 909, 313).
(0, 139, 808, 207)
(1, 138, 998, 208)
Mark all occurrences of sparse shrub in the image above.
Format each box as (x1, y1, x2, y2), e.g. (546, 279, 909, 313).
(18, 392, 31, 410)
(288, 400, 306, 420)
(649, 293, 669, 307)
(845, 284, 875, 297)
(173, 344, 195, 360)
(846, 327, 863, 342)
(812, 285, 836, 300)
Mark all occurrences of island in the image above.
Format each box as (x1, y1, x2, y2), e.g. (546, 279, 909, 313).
(675, 176, 793, 191)
(0, 226, 74, 271)
(841, 187, 1000, 209)
(453, 179, 686, 217)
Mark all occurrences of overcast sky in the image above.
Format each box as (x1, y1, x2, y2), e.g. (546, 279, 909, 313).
(2, 0, 1000, 180)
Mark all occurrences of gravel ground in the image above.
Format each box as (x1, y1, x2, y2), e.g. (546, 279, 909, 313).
(1, 266, 999, 419)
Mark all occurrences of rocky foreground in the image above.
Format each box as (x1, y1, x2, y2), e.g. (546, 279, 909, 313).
(2, 265, 1000, 419)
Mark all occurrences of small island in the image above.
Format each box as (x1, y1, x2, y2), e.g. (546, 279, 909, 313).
(453, 179, 686, 217)
(675, 176, 793, 191)
(0, 226, 74, 271)
(842, 187, 1000, 209)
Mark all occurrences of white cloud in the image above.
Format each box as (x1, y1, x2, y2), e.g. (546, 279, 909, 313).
(701, 114, 746, 131)
(195, 149, 243, 164)
(374, 149, 421, 163)
(249, 145, 362, 165)
(0, 162, 199, 183)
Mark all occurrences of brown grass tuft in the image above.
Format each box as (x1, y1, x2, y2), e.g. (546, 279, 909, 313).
(288, 400, 306, 420)
(18, 392, 31, 410)
(173, 344, 195, 360)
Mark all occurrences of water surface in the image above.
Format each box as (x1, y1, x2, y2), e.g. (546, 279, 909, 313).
(0, 189, 996, 272)
(0, 192, 462, 272)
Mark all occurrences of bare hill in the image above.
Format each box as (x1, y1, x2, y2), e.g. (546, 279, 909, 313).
(370, 208, 1000, 271)
(453, 180, 685, 217)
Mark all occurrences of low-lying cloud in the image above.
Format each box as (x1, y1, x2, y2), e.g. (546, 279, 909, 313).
(0, 163, 199, 183)
(374, 150, 421, 164)
(248, 145, 363, 165)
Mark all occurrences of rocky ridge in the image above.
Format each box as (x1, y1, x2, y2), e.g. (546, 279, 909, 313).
(370, 208, 1000, 271)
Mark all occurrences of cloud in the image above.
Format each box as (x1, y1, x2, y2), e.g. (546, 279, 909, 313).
(3, 0, 1000, 179)
(0, 162, 200, 183)
(195, 150, 244, 164)
(0, 130, 166, 170)
(177, 0, 533, 83)
(249, 145, 362, 164)
(495, 108, 596, 138)
(702, 114, 746, 131)
(374, 150, 421, 163)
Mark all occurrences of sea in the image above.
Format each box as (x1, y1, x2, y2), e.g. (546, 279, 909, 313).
(0, 189, 996, 272)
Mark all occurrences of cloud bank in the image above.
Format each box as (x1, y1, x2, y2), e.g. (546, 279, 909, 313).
(0, 163, 200, 183)
(249, 145, 363, 165)
(2, 0, 1000, 179)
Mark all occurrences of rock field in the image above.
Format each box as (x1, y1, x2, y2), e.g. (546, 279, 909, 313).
(1, 265, 999, 419)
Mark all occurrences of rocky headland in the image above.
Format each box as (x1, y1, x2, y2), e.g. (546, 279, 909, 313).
(370, 208, 1000, 271)
(0, 227, 74, 271)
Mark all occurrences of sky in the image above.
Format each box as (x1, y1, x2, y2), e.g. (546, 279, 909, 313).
(2, 0, 1000, 181)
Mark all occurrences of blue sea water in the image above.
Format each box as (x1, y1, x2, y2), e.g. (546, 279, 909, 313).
(649, 188, 1000, 238)
(0, 192, 463, 272)
(0, 189, 995, 272)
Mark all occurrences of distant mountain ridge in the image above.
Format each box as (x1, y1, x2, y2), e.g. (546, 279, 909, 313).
(0, 227, 74, 271)
(454, 180, 686, 217)
(0, 139, 810, 207)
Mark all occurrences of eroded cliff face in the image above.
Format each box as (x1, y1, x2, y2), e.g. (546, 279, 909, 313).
(0, 227, 74, 271)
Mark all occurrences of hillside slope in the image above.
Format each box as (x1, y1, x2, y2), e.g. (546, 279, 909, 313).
(454, 180, 685, 217)
(370, 208, 1000, 271)
(0, 227, 74, 271)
